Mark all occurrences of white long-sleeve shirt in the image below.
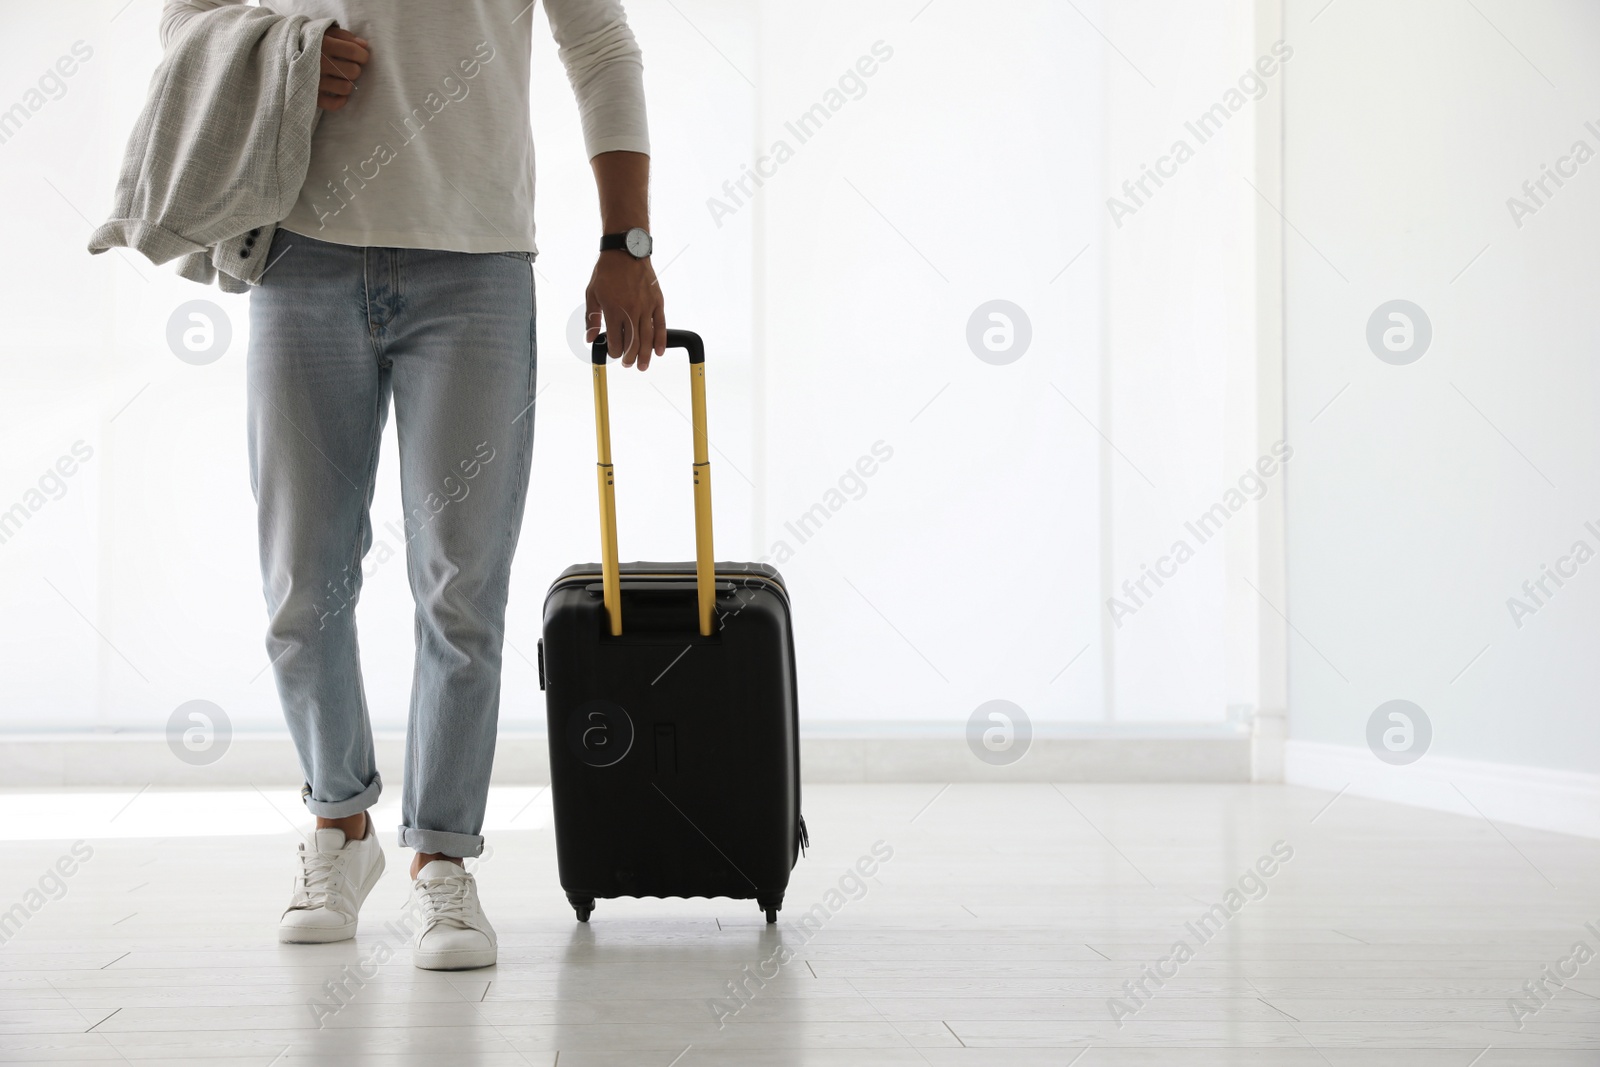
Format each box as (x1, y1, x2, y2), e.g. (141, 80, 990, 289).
(160, 0, 649, 253)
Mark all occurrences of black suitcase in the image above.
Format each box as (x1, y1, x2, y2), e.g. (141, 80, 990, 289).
(538, 329, 806, 924)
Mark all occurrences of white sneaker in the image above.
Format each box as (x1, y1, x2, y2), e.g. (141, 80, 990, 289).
(410, 860, 497, 970)
(277, 821, 385, 944)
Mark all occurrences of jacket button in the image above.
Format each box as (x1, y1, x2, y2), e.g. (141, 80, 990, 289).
(244, 235, 256, 247)
(239, 248, 251, 258)
(249, 228, 261, 237)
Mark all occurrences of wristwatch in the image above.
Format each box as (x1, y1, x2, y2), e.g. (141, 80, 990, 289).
(600, 227, 653, 259)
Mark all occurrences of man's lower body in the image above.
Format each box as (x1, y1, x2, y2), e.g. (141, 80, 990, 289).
(246, 229, 536, 969)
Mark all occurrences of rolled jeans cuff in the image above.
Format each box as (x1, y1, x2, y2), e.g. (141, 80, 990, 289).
(300, 773, 382, 819)
(398, 825, 484, 859)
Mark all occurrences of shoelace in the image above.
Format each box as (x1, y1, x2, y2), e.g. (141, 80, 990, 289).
(415, 873, 480, 931)
(288, 847, 345, 912)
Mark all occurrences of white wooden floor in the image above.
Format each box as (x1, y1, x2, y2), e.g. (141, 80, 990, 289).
(2, 783, 1598, 1065)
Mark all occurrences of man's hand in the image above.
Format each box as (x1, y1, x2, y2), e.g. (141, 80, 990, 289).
(585, 253, 665, 371)
(318, 28, 369, 112)
(585, 151, 663, 370)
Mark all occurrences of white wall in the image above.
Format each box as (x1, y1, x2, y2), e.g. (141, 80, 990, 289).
(1283, 0, 1600, 775)
(1101, 1, 1279, 724)
(752, 1, 1107, 726)
(0, 0, 1262, 738)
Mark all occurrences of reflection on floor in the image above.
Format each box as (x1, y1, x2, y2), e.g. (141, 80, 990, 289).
(2, 783, 1598, 1065)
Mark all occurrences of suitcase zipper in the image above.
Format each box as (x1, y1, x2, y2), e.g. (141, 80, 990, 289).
(798, 814, 808, 856)
(548, 570, 788, 604)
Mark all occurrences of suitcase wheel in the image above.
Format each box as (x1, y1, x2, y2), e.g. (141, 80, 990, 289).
(568, 895, 595, 923)
(759, 897, 782, 924)
(764, 907, 777, 924)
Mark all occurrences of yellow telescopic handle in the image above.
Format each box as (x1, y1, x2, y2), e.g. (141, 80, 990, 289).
(690, 361, 714, 637)
(592, 361, 622, 636)
(590, 330, 715, 638)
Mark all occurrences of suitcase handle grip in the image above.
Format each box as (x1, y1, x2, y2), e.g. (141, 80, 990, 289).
(591, 328, 704, 366)
(589, 329, 715, 638)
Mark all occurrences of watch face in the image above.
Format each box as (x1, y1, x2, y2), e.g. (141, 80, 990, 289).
(625, 228, 652, 258)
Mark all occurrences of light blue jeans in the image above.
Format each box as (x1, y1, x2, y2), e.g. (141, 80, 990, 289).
(247, 229, 536, 858)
